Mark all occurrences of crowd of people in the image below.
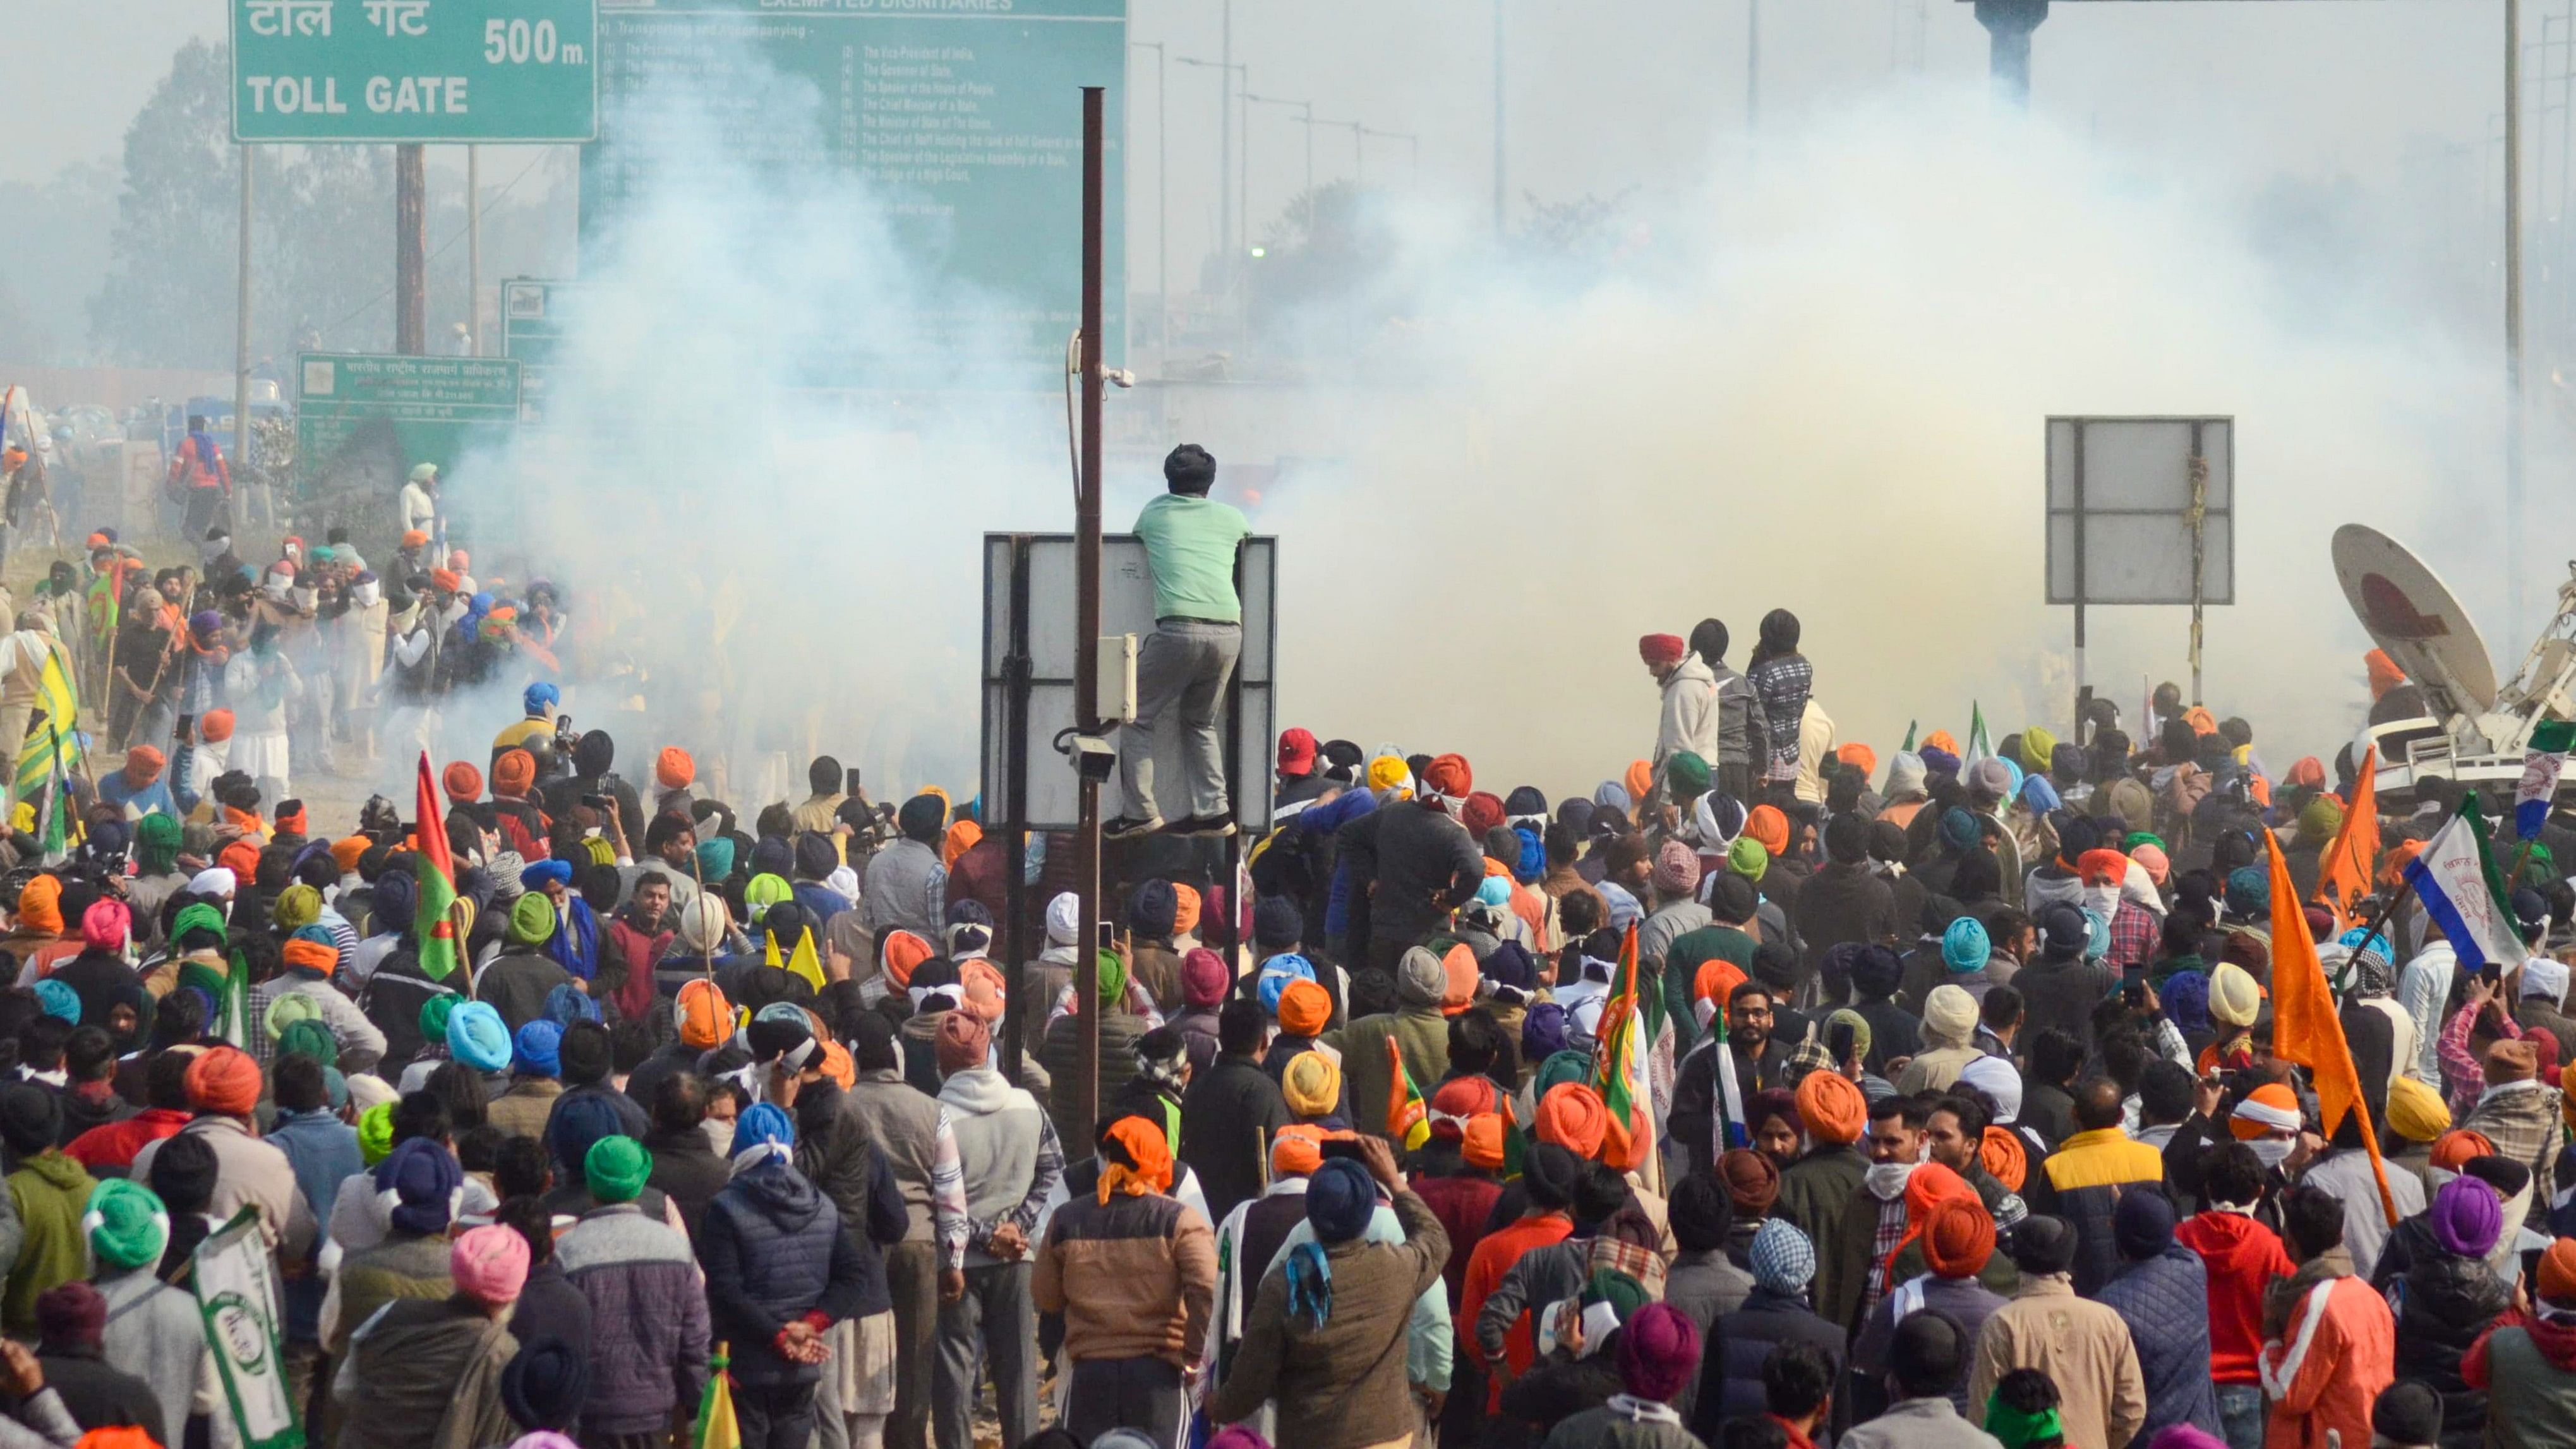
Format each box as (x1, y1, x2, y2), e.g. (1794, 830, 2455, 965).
(0, 448, 2551, 1449)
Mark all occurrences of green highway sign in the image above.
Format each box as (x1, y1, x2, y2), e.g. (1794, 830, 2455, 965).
(582, 0, 1122, 385)
(500, 279, 582, 424)
(233, 0, 598, 142)
(295, 353, 522, 505)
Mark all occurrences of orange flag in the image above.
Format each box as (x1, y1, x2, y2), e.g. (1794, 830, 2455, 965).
(2264, 830, 2398, 1226)
(2314, 747, 2380, 933)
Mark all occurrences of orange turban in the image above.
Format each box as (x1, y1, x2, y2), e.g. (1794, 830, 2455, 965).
(198, 709, 234, 743)
(401, 529, 430, 549)
(281, 938, 337, 976)
(2433, 1129, 2498, 1170)
(1885, 1162, 1978, 1289)
(1462, 1114, 1507, 1170)
(943, 821, 982, 871)
(882, 932, 936, 990)
(15, 877, 62, 936)
(2230, 1083, 2302, 1140)
(656, 748, 695, 790)
(1980, 1125, 2027, 1191)
(442, 760, 483, 804)
(1171, 883, 1202, 939)
(331, 836, 371, 874)
(1277, 979, 1331, 1037)
(2286, 756, 2328, 790)
(1270, 1123, 1328, 1178)
(219, 839, 260, 879)
(677, 980, 732, 1051)
(2366, 649, 2407, 702)
(1440, 943, 1479, 1015)
(430, 568, 461, 593)
(2184, 707, 2217, 735)
(492, 749, 535, 797)
(1538, 1081, 1609, 1159)
(1922, 730, 1959, 755)
(1745, 806, 1791, 857)
(2076, 849, 2131, 889)
(1837, 743, 1877, 778)
(1796, 1070, 1866, 1145)
(1098, 1115, 1174, 1203)
(2544, 1238, 2576, 1302)
(960, 959, 1006, 1024)
(1922, 1194, 1996, 1279)
(1423, 754, 1474, 799)
(1694, 959, 1748, 1018)
(1623, 760, 1654, 806)
(186, 1045, 262, 1116)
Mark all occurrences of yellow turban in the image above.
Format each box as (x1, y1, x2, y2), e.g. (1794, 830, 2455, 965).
(2386, 1074, 2452, 1144)
(1282, 1049, 1342, 1119)
(2209, 963, 2261, 1028)
(1367, 756, 1410, 795)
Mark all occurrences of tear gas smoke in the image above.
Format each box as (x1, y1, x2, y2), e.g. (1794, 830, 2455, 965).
(441, 56, 2543, 814)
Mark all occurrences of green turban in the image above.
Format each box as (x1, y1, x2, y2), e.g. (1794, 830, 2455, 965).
(358, 1102, 395, 1166)
(1728, 836, 1769, 881)
(1537, 1049, 1593, 1097)
(507, 891, 558, 947)
(1983, 1392, 2064, 1449)
(1579, 1267, 1649, 1321)
(1097, 949, 1129, 1007)
(697, 837, 737, 882)
(136, 813, 182, 873)
(84, 1179, 170, 1272)
(585, 1134, 653, 1205)
(2296, 795, 2345, 846)
(264, 991, 323, 1044)
(277, 1017, 338, 1069)
(2124, 831, 2165, 853)
(1664, 752, 1710, 798)
(418, 992, 459, 1046)
(170, 903, 228, 951)
(272, 884, 322, 932)
(745, 874, 792, 921)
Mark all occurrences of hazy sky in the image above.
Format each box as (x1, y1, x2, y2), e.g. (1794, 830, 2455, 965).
(2, 1, 2520, 291)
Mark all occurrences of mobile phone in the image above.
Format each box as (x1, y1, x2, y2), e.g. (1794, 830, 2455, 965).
(174, 714, 195, 743)
(845, 767, 864, 798)
(1827, 1021, 1857, 1063)
(554, 713, 575, 737)
(1318, 1138, 1369, 1165)
(582, 794, 609, 812)
(1097, 922, 1117, 953)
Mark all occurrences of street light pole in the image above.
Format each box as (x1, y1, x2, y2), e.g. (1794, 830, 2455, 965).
(1244, 94, 1314, 196)
(1177, 55, 1248, 265)
(2508, 0, 2529, 629)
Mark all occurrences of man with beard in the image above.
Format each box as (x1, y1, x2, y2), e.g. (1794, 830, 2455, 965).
(599, 871, 675, 1026)
(1668, 982, 1798, 1179)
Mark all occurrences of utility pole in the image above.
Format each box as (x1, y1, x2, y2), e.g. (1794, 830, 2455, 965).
(466, 146, 483, 356)
(1072, 85, 1108, 1139)
(1244, 95, 1313, 196)
(1221, 1, 1233, 263)
(2509, 0, 2529, 632)
(1973, 0, 2048, 108)
(1130, 42, 1167, 349)
(395, 144, 427, 354)
(1493, 0, 1506, 236)
(235, 143, 256, 529)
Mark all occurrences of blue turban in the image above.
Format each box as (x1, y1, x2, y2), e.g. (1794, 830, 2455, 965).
(2020, 774, 2061, 815)
(1306, 1158, 1376, 1244)
(1919, 745, 1961, 777)
(1942, 917, 1990, 973)
(1257, 953, 1318, 1016)
(697, 838, 737, 882)
(446, 1001, 512, 1073)
(2082, 909, 2111, 961)
(33, 980, 78, 1025)
(1593, 781, 1631, 812)
(2225, 866, 2270, 919)
(1939, 808, 1980, 851)
(1997, 757, 2025, 797)
(548, 1091, 628, 1174)
(1473, 875, 1512, 910)
(1521, 1001, 1569, 1063)
(733, 1102, 797, 1158)
(372, 870, 416, 932)
(520, 859, 574, 891)
(375, 1138, 463, 1237)
(512, 1019, 563, 1077)
(543, 982, 600, 1027)
(1514, 826, 1545, 885)
(2162, 970, 2212, 1035)
(524, 682, 560, 714)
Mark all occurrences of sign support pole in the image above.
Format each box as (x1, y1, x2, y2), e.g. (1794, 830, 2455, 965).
(1001, 537, 1033, 1088)
(2189, 423, 2209, 706)
(2072, 419, 2087, 730)
(467, 146, 483, 357)
(396, 145, 427, 355)
(234, 143, 256, 533)
(1071, 86, 1107, 1136)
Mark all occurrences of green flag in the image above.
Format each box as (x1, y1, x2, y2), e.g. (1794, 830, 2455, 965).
(412, 752, 462, 980)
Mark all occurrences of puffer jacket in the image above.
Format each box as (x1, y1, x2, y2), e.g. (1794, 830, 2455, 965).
(555, 1202, 711, 1434)
(698, 1158, 869, 1386)
(1708, 662, 1765, 773)
(1688, 1285, 1846, 1441)
(1042, 1006, 1150, 1152)
(2095, 1245, 2222, 1443)
(2029, 1127, 2167, 1296)
(2397, 1248, 2513, 1448)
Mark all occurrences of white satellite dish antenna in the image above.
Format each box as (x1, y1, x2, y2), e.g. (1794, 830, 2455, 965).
(2332, 523, 2499, 716)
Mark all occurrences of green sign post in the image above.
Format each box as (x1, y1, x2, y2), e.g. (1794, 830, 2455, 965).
(295, 353, 521, 510)
(232, 0, 598, 142)
(583, 0, 1122, 385)
(499, 279, 582, 424)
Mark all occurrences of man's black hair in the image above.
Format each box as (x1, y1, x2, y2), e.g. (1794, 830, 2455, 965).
(272, 1053, 327, 1114)
(1217, 999, 1266, 1055)
(1931, 1092, 1989, 1140)
(1760, 1340, 1834, 1421)
(652, 1071, 711, 1133)
(2138, 1059, 2196, 1127)
(493, 1135, 553, 1199)
(2282, 1184, 2345, 1260)
(808, 756, 842, 797)
(1164, 443, 1217, 495)
(2203, 1141, 2268, 1207)
(1980, 985, 2023, 1031)
(1888, 1310, 1968, 1399)
(2028, 1026, 2085, 1088)
(1868, 1097, 1930, 1131)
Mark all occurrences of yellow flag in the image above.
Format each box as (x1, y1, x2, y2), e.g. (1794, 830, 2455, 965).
(786, 927, 827, 994)
(696, 1344, 742, 1449)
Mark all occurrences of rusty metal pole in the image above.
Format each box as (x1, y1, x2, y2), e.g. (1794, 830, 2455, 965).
(1071, 86, 1107, 1137)
(395, 145, 428, 354)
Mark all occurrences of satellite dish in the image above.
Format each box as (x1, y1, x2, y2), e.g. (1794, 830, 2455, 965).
(2332, 523, 2498, 714)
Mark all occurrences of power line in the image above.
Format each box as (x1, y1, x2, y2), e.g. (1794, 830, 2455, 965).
(313, 149, 553, 340)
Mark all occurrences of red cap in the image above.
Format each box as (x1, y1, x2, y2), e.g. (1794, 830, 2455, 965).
(1277, 726, 1316, 773)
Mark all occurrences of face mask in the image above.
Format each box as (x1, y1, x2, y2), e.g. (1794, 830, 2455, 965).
(352, 582, 380, 608)
(702, 1118, 735, 1157)
(2249, 1135, 2295, 1169)
(1865, 1161, 1917, 1199)
(292, 588, 316, 611)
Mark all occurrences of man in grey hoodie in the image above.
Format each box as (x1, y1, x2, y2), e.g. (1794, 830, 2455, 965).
(928, 1011, 1061, 1449)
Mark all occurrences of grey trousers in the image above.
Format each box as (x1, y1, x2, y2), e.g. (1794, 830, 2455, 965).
(1116, 618, 1241, 822)
(1062, 1356, 1186, 1449)
(881, 1241, 938, 1449)
(932, 1261, 1038, 1449)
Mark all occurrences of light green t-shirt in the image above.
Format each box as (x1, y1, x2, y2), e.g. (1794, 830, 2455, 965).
(1134, 493, 1251, 622)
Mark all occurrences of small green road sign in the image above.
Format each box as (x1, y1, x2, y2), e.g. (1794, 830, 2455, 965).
(499, 279, 582, 425)
(295, 353, 521, 508)
(233, 0, 598, 143)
